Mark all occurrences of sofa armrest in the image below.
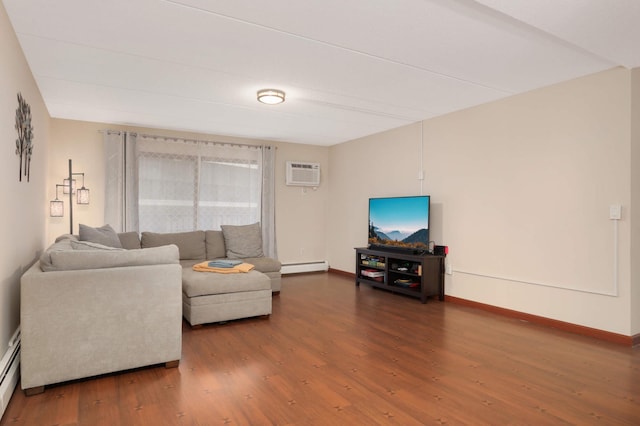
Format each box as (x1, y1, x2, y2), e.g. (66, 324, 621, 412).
(20, 261, 182, 390)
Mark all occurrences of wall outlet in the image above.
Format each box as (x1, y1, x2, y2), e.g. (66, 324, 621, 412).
(445, 263, 453, 275)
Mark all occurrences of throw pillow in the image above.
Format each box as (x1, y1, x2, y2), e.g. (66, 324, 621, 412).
(221, 223, 264, 259)
(78, 224, 123, 248)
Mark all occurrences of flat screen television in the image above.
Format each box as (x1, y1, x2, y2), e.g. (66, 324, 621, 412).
(368, 195, 430, 252)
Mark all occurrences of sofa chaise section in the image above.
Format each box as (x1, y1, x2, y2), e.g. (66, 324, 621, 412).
(138, 228, 279, 325)
(181, 266, 272, 325)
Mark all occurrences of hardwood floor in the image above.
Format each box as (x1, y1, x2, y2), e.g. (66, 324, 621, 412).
(3, 272, 639, 425)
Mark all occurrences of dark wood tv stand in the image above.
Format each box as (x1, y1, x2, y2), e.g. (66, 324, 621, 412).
(355, 247, 445, 303)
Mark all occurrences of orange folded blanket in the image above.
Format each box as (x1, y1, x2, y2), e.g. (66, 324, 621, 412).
(192, 261, 255, 274)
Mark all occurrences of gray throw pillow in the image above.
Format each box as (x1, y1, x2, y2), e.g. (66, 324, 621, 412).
(78, 224, 123, 248)
(221, 223, 264, 259)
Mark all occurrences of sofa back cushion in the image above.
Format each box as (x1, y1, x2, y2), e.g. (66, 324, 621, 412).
(205, 230, 226, 259)
(118, 232, 141, 250)
(141, 230, 206, 260)
(70, 240, 126, 251)
(45, 245, 179, 271)
(39, 236, 75, 271)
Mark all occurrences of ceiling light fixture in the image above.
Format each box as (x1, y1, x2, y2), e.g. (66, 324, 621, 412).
(257, 89, 285, 105)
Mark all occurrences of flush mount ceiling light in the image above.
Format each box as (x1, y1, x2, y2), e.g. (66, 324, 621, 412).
(257, 89, 285, 105)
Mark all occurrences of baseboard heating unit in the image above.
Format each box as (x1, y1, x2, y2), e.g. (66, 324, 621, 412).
(0, 327, 20, 418)
(281, 261, 329, 275)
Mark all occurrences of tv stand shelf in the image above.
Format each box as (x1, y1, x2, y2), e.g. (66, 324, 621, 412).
(355, 247, 445, 303)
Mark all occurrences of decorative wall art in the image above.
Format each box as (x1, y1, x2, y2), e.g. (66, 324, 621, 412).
(15, 92, 34, 182)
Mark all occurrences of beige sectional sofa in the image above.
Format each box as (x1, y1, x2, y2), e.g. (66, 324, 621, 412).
(20, 237, 183, 395)
(20, 223, 280, 394)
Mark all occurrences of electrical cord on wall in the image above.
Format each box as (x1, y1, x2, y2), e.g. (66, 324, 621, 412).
(419, 121, 424, 196)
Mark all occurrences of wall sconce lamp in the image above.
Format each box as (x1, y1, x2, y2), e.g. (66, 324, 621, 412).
(49, 159, 90, 234)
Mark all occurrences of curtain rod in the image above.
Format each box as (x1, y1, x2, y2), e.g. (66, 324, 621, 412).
(99, 129, 276, 150)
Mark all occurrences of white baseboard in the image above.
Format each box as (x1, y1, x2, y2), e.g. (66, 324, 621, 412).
(281, 261, 329, 274)
(0, 328, 20, 418)
(0, 354, 19, 417)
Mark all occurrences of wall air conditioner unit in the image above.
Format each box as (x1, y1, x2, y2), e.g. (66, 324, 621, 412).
(286, 161, 320, 187)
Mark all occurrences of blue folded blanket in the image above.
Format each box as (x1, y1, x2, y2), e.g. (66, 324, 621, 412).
(208, 259, 243, 268)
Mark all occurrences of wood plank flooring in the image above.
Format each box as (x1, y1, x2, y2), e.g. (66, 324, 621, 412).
(2, 272, 639, 425)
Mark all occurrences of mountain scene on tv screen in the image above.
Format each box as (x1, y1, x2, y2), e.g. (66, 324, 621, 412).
(368, 223, 428, 249)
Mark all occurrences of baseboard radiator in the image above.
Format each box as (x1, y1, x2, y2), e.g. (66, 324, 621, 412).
(281, 261, 329, 274)
(0, 327, 20, 418)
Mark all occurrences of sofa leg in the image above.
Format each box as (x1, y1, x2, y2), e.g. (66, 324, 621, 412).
(165, 360, 180, 369)
(24, 386, 45, 396)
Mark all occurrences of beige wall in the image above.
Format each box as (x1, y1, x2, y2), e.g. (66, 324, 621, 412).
(329, 67, 635, 336)
(47, 120, 330, 266)
(275, 143, 329, 264)
(0, 3, 50, 352)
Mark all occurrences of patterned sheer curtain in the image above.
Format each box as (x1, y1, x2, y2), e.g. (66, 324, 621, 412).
(104, 131, 277, 257)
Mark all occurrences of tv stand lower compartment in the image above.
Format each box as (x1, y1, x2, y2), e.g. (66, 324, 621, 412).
(355, 247, 445, 303)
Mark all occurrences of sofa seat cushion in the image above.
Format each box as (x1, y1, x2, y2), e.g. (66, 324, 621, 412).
(181, 256, 281, 274)
(181, 266, 271, 297)
(240, 257, 282, 273)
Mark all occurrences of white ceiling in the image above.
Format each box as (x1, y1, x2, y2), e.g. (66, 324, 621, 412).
(4, 0, 640, 146)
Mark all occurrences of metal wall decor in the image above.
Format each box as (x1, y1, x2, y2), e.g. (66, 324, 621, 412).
(15, 92, 34, 182)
